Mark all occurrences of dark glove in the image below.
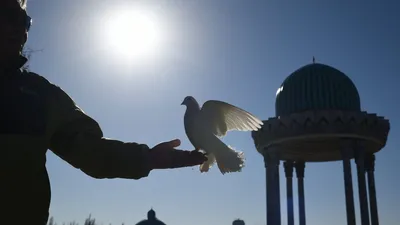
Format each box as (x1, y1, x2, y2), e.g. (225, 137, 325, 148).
(148, 139, 207, 169)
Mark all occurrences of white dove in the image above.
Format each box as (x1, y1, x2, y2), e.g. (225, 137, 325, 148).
(181, 96, 263, 174)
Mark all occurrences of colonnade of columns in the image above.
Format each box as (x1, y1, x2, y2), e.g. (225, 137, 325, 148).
(263, 142, 379, 225)
(264, 150, 306, 225)
(282, 160, 306, 225)
(342, 143, 380, 225)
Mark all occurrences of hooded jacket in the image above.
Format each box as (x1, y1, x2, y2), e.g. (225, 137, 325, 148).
(1, 56, 152, 224)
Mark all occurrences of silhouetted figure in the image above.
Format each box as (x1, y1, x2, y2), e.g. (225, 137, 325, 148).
(0, 1, 207, 224)
(136, 209, 167, 225)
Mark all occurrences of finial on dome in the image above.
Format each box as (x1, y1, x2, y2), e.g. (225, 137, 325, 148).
(147, 208, 156, 220)
(312, 56, 316, 64)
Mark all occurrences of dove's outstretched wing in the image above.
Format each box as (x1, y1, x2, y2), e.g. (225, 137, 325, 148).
(198, 100, 263, 137)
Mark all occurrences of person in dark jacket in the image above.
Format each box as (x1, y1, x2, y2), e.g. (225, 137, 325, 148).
(1, 1, 207, 224)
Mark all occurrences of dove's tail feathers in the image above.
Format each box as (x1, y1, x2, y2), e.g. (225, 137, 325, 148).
(215, 145, 245, 174)
(199, 153, 216, 173)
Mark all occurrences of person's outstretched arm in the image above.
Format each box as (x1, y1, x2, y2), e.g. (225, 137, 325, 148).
(45, 81, 206, 180)
(47, 84, 152, 179)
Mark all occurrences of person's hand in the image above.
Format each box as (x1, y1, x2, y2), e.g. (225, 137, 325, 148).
(148, 139, 207, 169)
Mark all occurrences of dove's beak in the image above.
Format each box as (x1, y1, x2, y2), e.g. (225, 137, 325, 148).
(180, 101, 184, 105)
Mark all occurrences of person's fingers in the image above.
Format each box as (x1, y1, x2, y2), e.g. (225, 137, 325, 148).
(169, 150, 207, 168)
(191, 149, 206, 154)
(154, 139, 181, 150)
(170, 139, 181, 148)
(150, 146, 207, 169)
(190, 150, 208, 161)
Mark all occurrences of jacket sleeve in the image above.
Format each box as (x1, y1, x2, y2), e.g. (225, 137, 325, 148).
(46, 83, 152, 179)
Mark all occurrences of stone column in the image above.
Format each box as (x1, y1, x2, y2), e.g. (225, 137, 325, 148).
(295, 161, 306, 225)
(354, 142, 370, 225)
(264, 148, 281, 225)
(341, 145, 356, 225)
(275, 158, 281, 225)
(264, 152, 272, 225)
(366, 154, 379, 225)
(284, 161, 295, 225)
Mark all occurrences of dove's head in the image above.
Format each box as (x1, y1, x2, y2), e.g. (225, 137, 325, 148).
(181, 96, 200, 109)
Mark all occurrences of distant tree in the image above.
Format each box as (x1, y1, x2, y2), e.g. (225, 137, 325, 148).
(48, 216, 55, 225)
(84, 214, 96, 225)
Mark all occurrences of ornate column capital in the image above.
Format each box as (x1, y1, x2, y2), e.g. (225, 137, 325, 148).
(263, 146, 280, 168)
(284, 161, 294, 178)
(353, 140, 371, 225)
(295, 161, 305, 178)
(340, 138, 356, 159)
(365, 154, 376, 172)
(354, 140, 367, 166)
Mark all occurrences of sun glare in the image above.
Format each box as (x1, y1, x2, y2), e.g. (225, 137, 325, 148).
(103, 9, 161, 61)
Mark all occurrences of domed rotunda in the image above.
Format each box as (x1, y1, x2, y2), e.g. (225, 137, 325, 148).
(252, 60, 390, 225)
(135, 209, 166, 225)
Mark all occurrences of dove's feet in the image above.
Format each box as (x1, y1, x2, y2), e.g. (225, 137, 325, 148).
(199, 151, 209, 172)
(199, 153, 215, 173)
(199, 164, 210, 173)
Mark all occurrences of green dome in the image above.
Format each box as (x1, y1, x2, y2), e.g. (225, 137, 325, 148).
(275, 63, 361, 117)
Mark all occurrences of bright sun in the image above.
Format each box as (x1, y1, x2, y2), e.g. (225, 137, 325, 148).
(104, 9, 161, 61)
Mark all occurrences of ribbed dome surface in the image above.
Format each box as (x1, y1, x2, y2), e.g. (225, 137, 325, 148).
(233, 219, 245, 225)
(275, 63, 360, 117)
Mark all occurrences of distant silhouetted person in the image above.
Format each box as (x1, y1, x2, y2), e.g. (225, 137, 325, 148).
(136, 209, 167, 225)
(0, 1, 207, 224)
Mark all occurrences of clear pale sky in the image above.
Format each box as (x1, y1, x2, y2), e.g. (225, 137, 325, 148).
(25, 1, 399, 225)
